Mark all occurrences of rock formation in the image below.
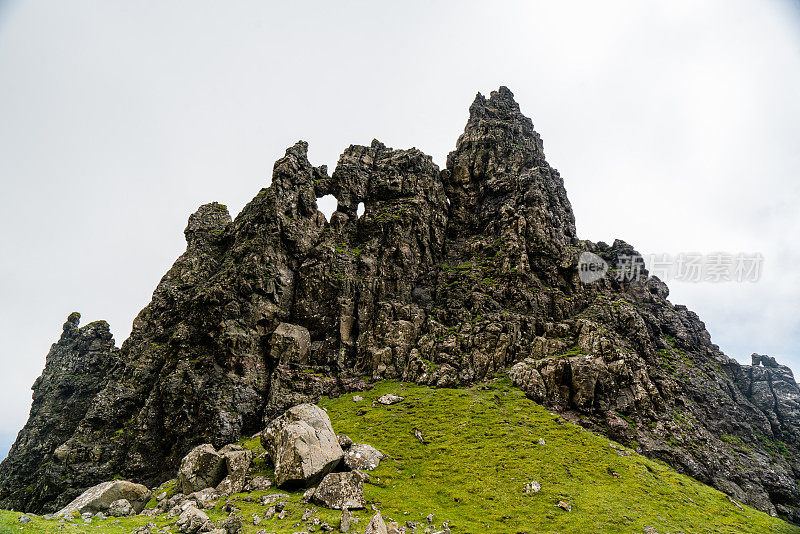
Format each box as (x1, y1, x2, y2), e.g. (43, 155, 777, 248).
(2, 86, 800, 523)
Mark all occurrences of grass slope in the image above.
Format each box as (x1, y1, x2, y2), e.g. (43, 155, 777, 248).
(1, 377, 798, 534)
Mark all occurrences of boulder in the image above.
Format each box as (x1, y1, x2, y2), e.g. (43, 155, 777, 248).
(55, 480, 150, 517)
(175, 505, 210, 534)
(219, 444, 253, 494)
(364, 511, 388, 534)
(311, 472, 365, 510)
(107, 498, 134, 517)
(343, 444, 384, 471)
(220, 512, 243, 534)
(263, 404, 343, 486)
(177, 444, 227, 494)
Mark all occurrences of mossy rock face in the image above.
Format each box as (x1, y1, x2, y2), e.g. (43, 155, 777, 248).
(3, 87, 800, 526)
(2, 379, 799, 534)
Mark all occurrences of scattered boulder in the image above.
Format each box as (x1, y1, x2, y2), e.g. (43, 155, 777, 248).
(263, 403, 344, 487)
(55, 480, 150, 517)
(220, 512, 243, 534)
(244, 475, 272, 491)
(17, 514, 32, 523)
(343, 444, 384, 471)
(260, 493, 290, 506)
(175, 505, 211, 534)
(376, 394, 404, 405)
(557, 500, 572, 512)
(132, 522, 157, 534)
(220, 443, 252, 493)
(107, 498, 134, 516)
(188, 487, 220, 509)
(352, 396, 364, 402)
(338, 434, 354, 450)
(312, 472, 365, 510)
(177, 444, 227, 494)
(364, 511, 388, 534)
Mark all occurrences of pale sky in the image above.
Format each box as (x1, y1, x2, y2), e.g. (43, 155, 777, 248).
(1, 0, 799, 460)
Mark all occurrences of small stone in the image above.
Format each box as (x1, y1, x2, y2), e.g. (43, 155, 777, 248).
(524, 481, 541, 493)
(352, 396, 364, 402)
(18, 515, 32, 523)
(376, 394, 404, 405)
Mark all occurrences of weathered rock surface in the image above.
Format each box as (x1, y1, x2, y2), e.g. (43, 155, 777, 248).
(54, 480, 149, 517)
(177, 444, 227, 495)
(311, 472, 365, 510)
(364, 511, 388, 534)
(263, 403, 343, 487)
(107, 498, 134, 517)
(343, 444, 384, 471)
(0, 314, 118, 511)
(175, 505, 211, 534)
(3, 87, 800, 523)
(219, 444, 252, 495)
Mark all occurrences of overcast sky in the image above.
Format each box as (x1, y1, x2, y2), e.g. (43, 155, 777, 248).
(1, 0, 799, 460)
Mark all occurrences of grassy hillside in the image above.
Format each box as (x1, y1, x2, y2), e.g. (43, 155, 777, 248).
(1, 377, 798, 534)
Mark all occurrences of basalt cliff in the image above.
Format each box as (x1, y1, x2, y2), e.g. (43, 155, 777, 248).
(2, 87, 800, 523)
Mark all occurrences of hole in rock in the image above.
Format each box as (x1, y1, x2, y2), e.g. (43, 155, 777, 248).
(316, 194, 337, 221)
(356, 202, 365, 218)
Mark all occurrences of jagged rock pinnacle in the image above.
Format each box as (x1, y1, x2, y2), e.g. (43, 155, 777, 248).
(2, 88, 800, 525)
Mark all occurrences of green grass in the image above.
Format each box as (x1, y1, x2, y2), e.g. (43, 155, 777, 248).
(2, 378, 799, 533)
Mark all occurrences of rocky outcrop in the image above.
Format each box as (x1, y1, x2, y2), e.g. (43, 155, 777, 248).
(0, 314, 118, 512)
(2, 87, 800, 523)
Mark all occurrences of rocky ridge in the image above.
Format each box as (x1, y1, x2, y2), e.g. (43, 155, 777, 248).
(1, 86, 799, 523)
